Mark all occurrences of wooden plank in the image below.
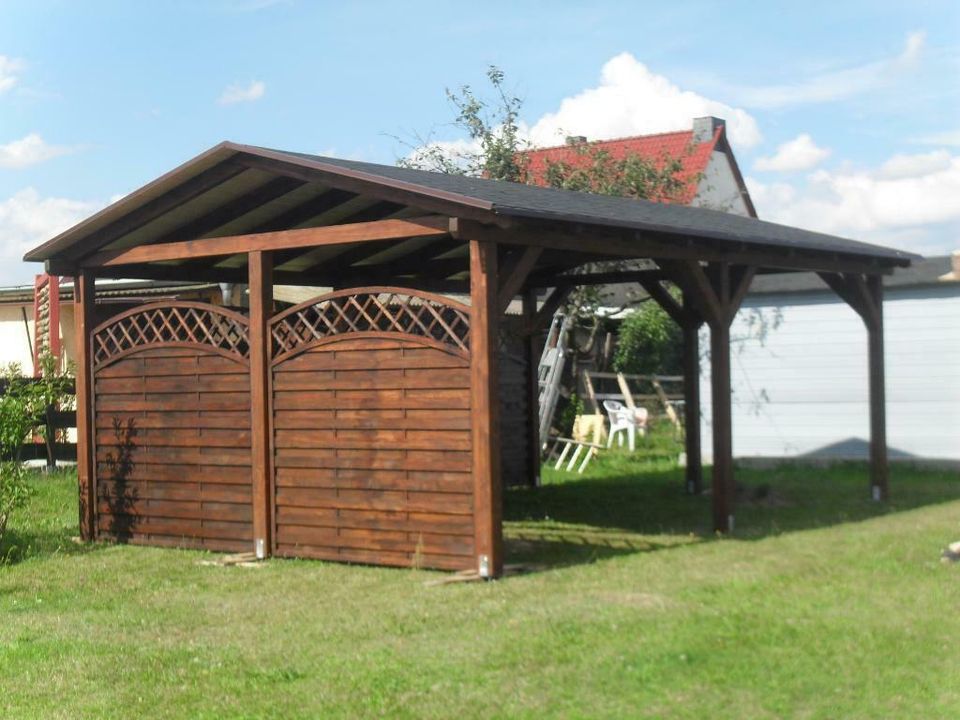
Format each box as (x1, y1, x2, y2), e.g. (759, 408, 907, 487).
(96, 499, 252, 523)
(98, 483, 251, 504)
(96, 446, 251, 465)
(96, 373, 249, 394)
(276, 525, 473, 556)
(277, 347, 467, 371)
(273, 448, 471, 472)
(95, 429, 252, 448)
(95, 411, 251, 430)
(83, 215, 449, 267)
(274, 467, 471, 492)
(615, 372, 636, 410)
(523, 289, 541, 488)
(276, 507, 474, 535)
(469, 236, 502, 577)
(96, 462, 253, 483)
(681, 311, 703, 495)
(273, 428, 470, 451)
(275, 487, 473, 514)
(274, 543, 472, 571)
(75, 271, 96, 540)
(96, 394, 251, 412)
(248, 250, 272, 559)
(271, 367, 470, 391)
(272, 408, 471, 431)
(271, 388, 469, 411)
(497, 246, 543, 314)
(867, 274, 888, 501)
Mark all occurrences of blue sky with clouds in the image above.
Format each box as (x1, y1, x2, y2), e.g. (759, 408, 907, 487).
(0, 0, 958, 284)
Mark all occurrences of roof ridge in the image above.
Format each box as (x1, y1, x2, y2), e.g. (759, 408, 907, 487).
(525, 128, 698, 155)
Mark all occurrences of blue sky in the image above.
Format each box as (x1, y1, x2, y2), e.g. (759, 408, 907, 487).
(0, 0, 958, 284)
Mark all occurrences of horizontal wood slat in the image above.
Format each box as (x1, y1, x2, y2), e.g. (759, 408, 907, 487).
(93, 345, 253, 552)
(272, 334, 474, 571)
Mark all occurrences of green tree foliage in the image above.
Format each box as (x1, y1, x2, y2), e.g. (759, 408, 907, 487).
(612, 300, 682, 376)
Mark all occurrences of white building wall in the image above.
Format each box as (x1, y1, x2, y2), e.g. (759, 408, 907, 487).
(691, 151, 750, 217)
(700, 284, 960, 461)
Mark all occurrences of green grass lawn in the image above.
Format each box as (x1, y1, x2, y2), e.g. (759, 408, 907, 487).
(2, 451, 959, 719)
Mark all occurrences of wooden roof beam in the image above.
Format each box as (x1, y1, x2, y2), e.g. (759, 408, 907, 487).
(65, 215, 450, 271)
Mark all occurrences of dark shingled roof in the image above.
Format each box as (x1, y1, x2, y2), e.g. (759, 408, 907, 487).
(23, 141, 919, 270)
(748, 255, 957, 295)
(269, 148, 916, 264)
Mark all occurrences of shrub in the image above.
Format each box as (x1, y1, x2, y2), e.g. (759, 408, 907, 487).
(0, 363, 50, 546)
(613, 300, 682, 376)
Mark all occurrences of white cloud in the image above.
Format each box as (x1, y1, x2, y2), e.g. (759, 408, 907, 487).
(218, 80, 266, 105)
(754, 134, 831, 172)
(0, 133, 76, 169)
(527, 52, 762, 149)
(876, 150, 952, 179)
(746, 149, 960, 254)
(0, 55, 23, 94)
(730, 31, 925, 109)
(912, 129, 960, 148)
(0, 188, 102, 284)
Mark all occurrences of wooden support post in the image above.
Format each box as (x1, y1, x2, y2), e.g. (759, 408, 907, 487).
(681, 304, 703, 495)
(74, 271, 96, 541)
(709, 317, 734, 533)
(867, 275, 888, 501)
(469, 237, 503, 578)
(522, 289, 541, 488)
(248, 251, 273, 558)
(819, 271, 889, 501)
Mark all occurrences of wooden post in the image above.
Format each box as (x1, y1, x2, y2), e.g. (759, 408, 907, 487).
(681, 304, 703, 495)
(248, 251, 273, 558)
(867, 275, 888, 501)
(73, 270, 96, 541)
(522, 289, 541, 488)
(469, 237, 503, 578)
(709, 318, 734, 533)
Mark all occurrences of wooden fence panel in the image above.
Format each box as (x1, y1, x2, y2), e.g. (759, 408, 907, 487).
(91, 303, 253, 553)
(270, 289, 475, 571)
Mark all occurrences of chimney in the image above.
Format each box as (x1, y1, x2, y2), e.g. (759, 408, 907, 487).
(565, 135, 588, 145)
(692, 116, 723, 144)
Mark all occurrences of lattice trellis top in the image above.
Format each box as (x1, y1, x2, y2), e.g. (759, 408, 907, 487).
(92, 302, 250, 366)
(271, 288, 470, 359)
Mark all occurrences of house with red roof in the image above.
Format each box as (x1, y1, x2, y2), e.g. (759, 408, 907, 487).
(524, 116, 757, 218)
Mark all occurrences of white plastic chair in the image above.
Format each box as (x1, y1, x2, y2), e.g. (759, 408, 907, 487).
(603, 400, 648, 451)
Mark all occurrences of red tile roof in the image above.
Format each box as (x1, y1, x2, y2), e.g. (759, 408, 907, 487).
(523, 127, 722, 205)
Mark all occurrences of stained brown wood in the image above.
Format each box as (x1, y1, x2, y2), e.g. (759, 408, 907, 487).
(249, 250, 272, 558)
(498, 246, 543, 314)
(75, 271, 96, 540)
(681, 295, 703, 495)
(271, 330, 475, 572)
(469, 237, 502, 577)
(93, 344, 253, 552)
(83, 216, 449, 267)
(523, 291, 541, 488)
(866, 275, 888, 501)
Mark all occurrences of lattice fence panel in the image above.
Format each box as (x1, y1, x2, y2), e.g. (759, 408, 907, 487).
(271, 290, 470, 359)
(93, 302, 250, 366)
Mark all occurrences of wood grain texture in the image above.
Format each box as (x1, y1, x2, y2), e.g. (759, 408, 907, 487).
(93, 346, 253, 552)
(272, 334, 475, 570)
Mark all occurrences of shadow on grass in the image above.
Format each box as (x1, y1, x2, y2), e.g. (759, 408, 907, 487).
(504, 457, 960, 569)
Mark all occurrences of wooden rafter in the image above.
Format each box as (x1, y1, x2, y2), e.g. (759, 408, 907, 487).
(497, 246, 543, 314)
(75, 216, 449, 269)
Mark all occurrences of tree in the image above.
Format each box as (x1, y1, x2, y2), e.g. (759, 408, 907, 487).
(397, 67, 698, 373)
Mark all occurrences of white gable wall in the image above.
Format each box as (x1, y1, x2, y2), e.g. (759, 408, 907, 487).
(699, 284, 960, 461)
(691, 151, 750, 217)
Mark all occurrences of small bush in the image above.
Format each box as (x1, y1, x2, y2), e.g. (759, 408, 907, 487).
(613, 300, 682, 376)
(0, 363, 50, 546)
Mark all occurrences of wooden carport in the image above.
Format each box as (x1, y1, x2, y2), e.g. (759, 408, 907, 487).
(25, 141, 916, 577)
